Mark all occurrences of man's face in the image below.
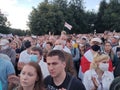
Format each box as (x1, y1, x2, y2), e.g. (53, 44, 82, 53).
(46, 44, 51, 50)
(111, 37, 117, 44)
(30, 50, 41, 61)
(46, 56, 66, 78)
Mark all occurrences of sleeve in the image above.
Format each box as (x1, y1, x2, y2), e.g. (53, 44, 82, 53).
(6, 61, 15, 76)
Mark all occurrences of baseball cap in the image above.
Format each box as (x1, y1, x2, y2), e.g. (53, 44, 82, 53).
(0, 39, 9, 46)
(91, 38, 102, 43)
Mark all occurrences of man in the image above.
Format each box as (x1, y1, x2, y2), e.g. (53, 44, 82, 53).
(0, 53, 15, 90)
(44, 50, 85, 90)
(53, 39, 76, 76)
(53, 39, 71, 54)
(30, 46, 50, 78)
(0, 38, 16, 66)
(18, 40, 31, 70)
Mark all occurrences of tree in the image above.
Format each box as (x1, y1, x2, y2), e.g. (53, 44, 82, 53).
(95, 0, 108, 32)
(0, 10, 10, 34)
(28, 1, 66, 35)
(28, 0, 87, 35)
(101, 0, 120, 32)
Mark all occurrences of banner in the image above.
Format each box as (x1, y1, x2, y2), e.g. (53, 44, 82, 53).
(64, 22, 72, 30)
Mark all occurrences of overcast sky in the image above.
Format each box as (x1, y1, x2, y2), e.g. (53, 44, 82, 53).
(0, 0, 109, 30)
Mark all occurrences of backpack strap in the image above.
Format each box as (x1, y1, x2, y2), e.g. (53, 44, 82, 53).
(67, 76, 74, 90)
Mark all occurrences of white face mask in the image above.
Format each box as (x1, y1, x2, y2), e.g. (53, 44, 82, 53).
(1, 45, 9, 50)
(53, 45, 63, 50)
(99, 63, 109, 72)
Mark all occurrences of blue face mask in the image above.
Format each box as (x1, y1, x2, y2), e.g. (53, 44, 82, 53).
(30, 55, 38, 62)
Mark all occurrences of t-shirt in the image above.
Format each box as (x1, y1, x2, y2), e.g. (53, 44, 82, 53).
(44, 73, 85, 90)
(0, 59, 15, 90)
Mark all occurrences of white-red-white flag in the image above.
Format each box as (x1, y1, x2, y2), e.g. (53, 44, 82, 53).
(64, 22, 72, 30)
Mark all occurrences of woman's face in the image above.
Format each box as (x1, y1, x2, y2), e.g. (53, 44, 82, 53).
(98, 59, 109, 71)
(20, 65, 38, 88)
(104, 43, 112, 51)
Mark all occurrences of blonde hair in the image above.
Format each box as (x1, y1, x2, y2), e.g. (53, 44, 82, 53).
(90, 54, 109, 69)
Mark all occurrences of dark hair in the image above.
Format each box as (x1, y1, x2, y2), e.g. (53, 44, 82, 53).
(18, 62, 45, 90)
(105, 41, 112, 46)
(31, 47, 43, 55)
(24, 40, 31, 49)
(66, 38, 71, 43)
(46, 42, 53, 47)
(47, 50, 65, 62)
(110, 77, 120, 90)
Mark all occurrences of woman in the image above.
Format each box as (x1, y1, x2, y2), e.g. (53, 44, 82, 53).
(10, 62, 45, 90)
(83, 54, 114, 90)
(104, 42, 114, 61)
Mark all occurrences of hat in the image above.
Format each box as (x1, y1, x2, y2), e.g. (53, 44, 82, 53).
(79, 44, 85, 47)
(81, 36, 87, 40)
(0, 39, 9, 46)
(113, 36, 119, 39)
(91, 38, 102, 43)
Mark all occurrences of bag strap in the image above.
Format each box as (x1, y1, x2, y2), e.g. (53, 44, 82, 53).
(67, 76, 74, 90)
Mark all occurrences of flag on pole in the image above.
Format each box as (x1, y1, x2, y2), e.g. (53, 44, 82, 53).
(64, 22, 72, 30)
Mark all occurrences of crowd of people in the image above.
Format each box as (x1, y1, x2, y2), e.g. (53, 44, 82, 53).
(0, 30, 120, 90)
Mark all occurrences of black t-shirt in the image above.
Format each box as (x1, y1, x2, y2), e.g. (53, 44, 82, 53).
(44, 73, 85, 90)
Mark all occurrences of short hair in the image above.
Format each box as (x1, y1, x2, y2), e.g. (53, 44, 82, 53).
(90, 54, 109, 69)
(47, 50, 65, 62)
(31, 47, 43, 55)
(46, 42, 53, 47)
(24, 40, 31, 49)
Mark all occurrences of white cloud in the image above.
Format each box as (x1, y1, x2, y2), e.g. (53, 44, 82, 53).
(0, 0, 31, 30)
(95, 4, 99, 12)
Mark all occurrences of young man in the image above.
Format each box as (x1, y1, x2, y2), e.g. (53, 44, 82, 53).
(44, 50, 85, 90)
(30, 46, 50, 78)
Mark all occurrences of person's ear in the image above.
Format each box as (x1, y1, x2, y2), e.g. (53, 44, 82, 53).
(63, 61, 66, 68)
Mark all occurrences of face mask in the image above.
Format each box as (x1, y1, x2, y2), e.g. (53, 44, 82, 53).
(91, 45, 100, 51)
(99, 63, 109, 72)
(53, 45, 63, 50)
(1, 45, 9, 50)
(30, 55, 38, 62)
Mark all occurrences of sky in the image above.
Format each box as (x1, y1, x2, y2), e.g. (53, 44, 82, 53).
(0, 0, 109, 30)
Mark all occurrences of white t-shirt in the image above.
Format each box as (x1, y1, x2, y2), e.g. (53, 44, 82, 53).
(18, 50, 31, 63)
(38, 58, 49, 78)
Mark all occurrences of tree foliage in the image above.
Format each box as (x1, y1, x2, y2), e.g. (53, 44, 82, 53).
(0, 10, 10, 34)
(95, 0, 120, 32)
(1, 0, 120, 35)
(28, 0, 87, 35)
